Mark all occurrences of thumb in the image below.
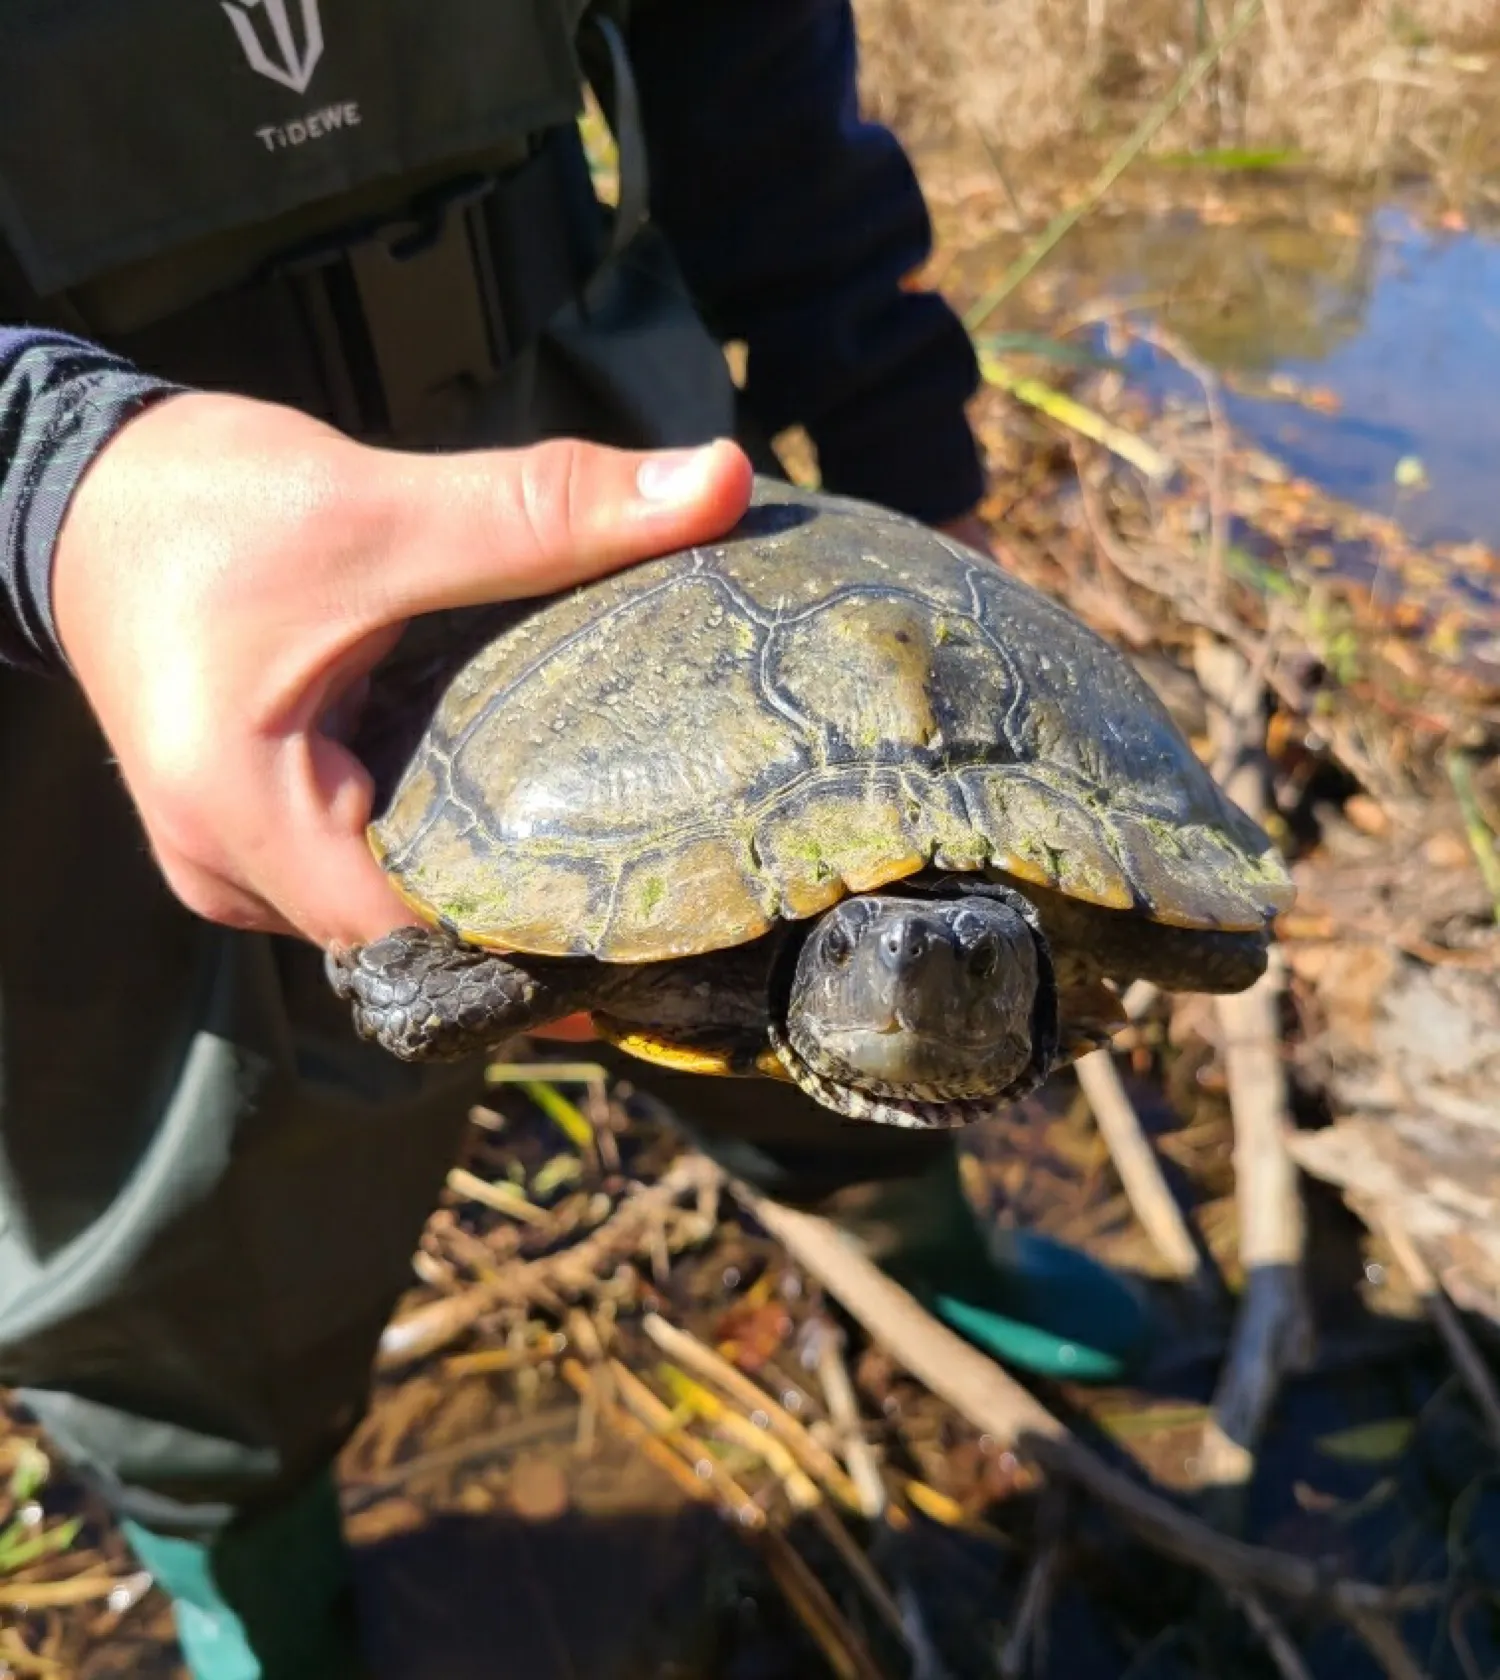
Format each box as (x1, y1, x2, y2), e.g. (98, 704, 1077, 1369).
(369, 436, 755, 622)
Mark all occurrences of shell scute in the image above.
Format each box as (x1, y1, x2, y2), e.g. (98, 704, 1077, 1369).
(371, 481, 1293, 957)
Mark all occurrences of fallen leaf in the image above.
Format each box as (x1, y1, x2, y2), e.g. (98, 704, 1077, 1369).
(1315, 1418, 1415, 1464)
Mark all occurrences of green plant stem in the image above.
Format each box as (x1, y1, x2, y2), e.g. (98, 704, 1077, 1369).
(1446, 748, 1500, 923)
(963, 0, 1265, 332)
(977, 352, 1175, 481)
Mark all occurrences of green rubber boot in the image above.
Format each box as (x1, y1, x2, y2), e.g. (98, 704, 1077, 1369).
(822, 1145, 1153, 1382)
(122, 1470, 371, 1680)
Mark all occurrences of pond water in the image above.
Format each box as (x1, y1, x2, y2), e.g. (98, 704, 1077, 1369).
(978, 190, 1500, 576)
(1113, 204, 1500, 555)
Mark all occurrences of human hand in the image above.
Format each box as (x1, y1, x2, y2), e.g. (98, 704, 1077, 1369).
(54, 391, 752, 950)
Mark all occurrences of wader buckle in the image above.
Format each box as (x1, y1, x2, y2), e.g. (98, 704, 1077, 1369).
(272, 176, 508, 442)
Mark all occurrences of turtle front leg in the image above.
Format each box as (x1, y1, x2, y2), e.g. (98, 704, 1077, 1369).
(326, 926, 597, 1063)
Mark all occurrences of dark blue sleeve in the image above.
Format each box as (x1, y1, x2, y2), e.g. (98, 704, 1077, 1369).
(0, 328, 179, 671)
(627, 0, 984, 527)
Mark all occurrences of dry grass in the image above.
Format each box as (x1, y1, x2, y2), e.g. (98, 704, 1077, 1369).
(854, 0, 1500, 186)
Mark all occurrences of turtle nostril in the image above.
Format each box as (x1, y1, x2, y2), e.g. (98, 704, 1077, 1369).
(878, 919, 926, 969)
(969, 938, 1000, 979)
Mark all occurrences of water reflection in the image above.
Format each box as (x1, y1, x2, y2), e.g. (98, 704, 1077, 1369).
(1088, 206, 1376, 371)
(1076, 201, 1500, 551)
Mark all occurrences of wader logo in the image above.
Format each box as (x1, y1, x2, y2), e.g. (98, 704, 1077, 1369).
(221, 0, 325, 94)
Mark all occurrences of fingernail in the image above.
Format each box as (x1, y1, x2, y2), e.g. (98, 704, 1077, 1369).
(636, 446, 714, 503)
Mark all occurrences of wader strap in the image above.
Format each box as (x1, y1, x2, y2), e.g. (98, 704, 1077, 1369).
(582, 12, 648, 263)
(98, 124, 598, 443)
(272, 174, 511, 439)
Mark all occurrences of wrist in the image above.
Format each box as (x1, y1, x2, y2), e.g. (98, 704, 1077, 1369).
(0, 334, 182, 673)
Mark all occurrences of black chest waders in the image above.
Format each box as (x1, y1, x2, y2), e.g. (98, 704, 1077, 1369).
(0, 0, 770, 1532)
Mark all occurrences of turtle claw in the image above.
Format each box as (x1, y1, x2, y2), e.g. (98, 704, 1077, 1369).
(327, 925, 549, 1063)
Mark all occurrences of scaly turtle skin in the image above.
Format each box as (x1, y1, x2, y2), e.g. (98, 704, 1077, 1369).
(328, 480, 1294, 1129)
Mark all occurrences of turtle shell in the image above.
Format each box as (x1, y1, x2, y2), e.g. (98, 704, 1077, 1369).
(370, 480, 1294, 961)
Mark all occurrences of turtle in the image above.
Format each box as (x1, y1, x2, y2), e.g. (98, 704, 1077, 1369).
(327, 479, 1294, 1130)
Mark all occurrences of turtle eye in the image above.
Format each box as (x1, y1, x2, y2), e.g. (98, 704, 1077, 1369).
(968, 937, 1001, 980)
(823, 922, 854, 966)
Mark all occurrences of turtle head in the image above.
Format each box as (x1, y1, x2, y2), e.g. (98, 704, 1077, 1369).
(774, 888, 1059, 1128)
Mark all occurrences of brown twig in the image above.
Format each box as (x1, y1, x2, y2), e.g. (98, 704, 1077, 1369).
(345, 1410, 577, 1500)
(562, 1352, 893, 1680)
(735, 1182, 1427, 1619)
(807, 1507, 911, 1649)
(811, 1317, 889, 1519)
(961, 0, 1266, 330)
(1073, 1049, 1212, 1289)
(1194, 638, 1312, 1493)
(658, 1364, 822, 1512)
(0, 1572, 148, 1610)
(659, 1357, 910, 1651)
(750, 1528, 896, 1680)
(0, 1627, 67, 1678)
(445, 1166, 550, 1224)
(558, 1357, 731, 1514)
(1230, 1588, 1316, 1680)
(1347, 1610, 1430, 1680)
(999, 1486, 1068, 1678)
(1076, 505, 1311, 718)
(1447, 747, 1500, 923)
(640, 1311, 864, 1510)
(1377, 1216, 1500, 1448)
(1128, 320, 1231, 597)
(378, 1154, 718, 1367)
(606, 1357, 768, 1527)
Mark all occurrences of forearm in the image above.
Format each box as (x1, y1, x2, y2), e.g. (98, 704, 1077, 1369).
(629, 0, 983, 525)
(0, 328, 178, 671)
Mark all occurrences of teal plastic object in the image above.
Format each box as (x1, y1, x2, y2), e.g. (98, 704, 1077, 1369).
(123, 1521, 263, 1680)
(122, 1470, 368, 1680)
(930, 1226, 1153, 1383)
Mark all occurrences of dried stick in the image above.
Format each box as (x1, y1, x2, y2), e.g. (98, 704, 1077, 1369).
(812, 1318, 890, 1519)
(751, 1528, 896, 1680)
(659, 1360, 910, 1649)
(1194, 638, 1312, 1491)
(606, 1358, 766, 1528)
(1128, 320, 1231, 593)
(558, 1357, 735, 1514)
(1347, 1611, 1429, 1680)
(1377, 1216, 1500, 1448)
(0, 1570, 149, 1610)
(802, 1502, 912, 1652)
(563, 1358, 892, 1680)
(346, 1410, 578, 1499)
(978, 354, 1175, 483)
(445, 1166, 548, 1224)
(1073, 1049, 1211, 1289)
(379, 1154, 717, 1367)
(962, 0, 1265, 328)
(1, 1626, 67, 1678)
(735, 1183, 1426, 1620)
(1446, 747, 1500, 922)
(999, 1486, 1067, 1678)
(1230, 1588, 1315, 1680)
(641, 1311, 864, 1509)
(659, 1364, 821, 1513)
